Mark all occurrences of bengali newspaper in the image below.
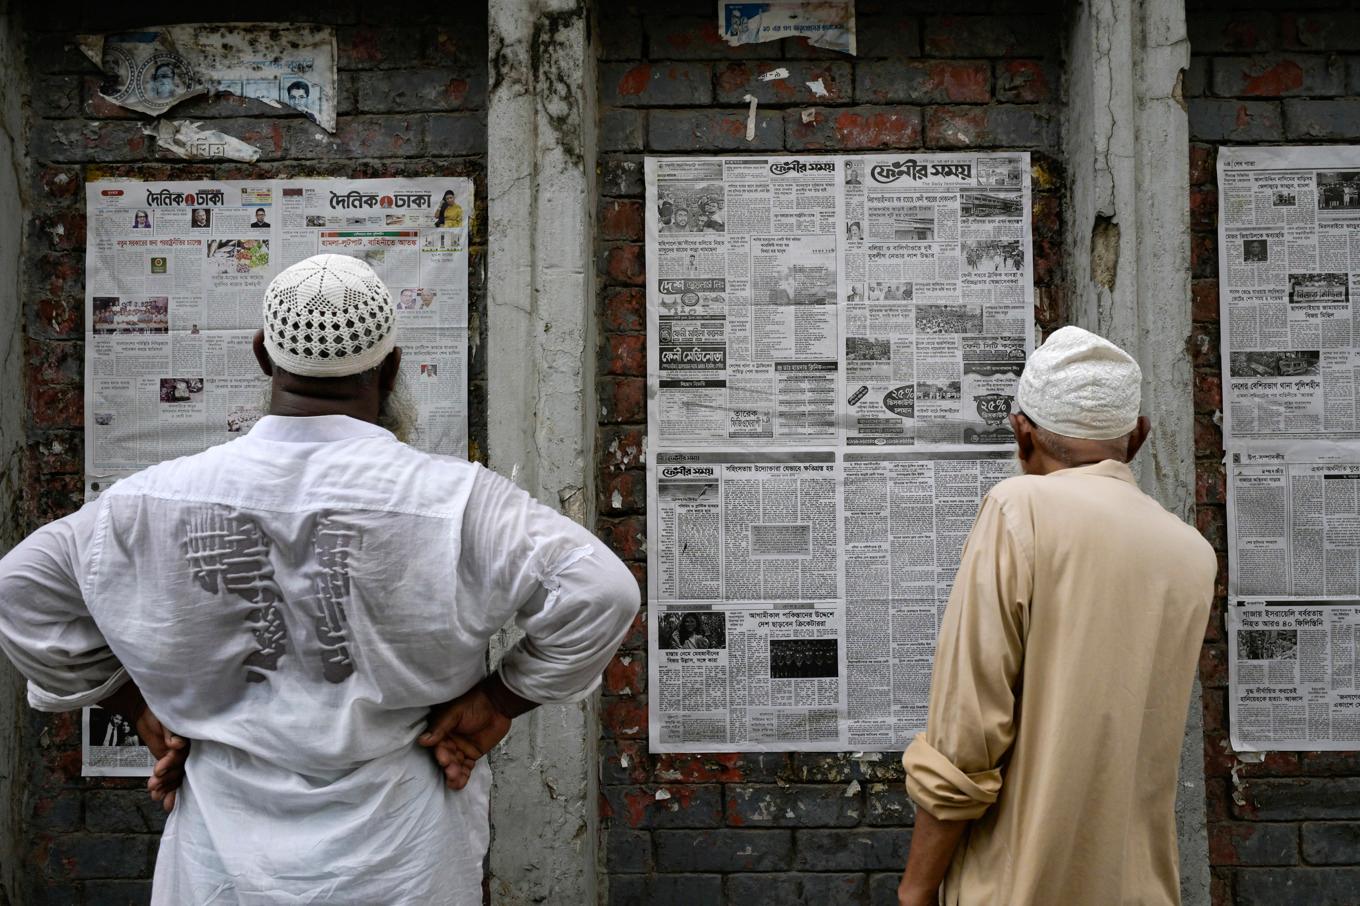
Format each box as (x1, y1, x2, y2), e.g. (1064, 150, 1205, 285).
(81, 177, 471, 775)
(1218, 146, 1360, 442)
(645, 153, 1033, 752)
(1228, 600, 1360, 751)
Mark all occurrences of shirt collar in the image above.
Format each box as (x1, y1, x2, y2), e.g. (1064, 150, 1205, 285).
(1049, 459, 1137, 484)
(247, 414, 395, 443)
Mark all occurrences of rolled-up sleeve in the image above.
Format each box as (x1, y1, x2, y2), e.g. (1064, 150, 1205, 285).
(904, 494, 1031, 821)
(458, 466, 641, 705)
(0, 501, 128, 712)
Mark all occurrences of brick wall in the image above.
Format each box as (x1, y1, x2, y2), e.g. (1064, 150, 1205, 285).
(1186, 3, 1360, 905)
(17, 3, 487, 900)
(593, 3, 1064, 903)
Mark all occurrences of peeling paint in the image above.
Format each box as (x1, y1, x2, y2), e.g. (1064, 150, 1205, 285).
(1090, 214, 1120, 292)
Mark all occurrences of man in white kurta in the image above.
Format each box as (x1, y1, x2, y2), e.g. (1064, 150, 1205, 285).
(0, 255, 640, 904)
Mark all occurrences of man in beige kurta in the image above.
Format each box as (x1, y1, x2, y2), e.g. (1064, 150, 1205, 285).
(898, 326, 1217, 906)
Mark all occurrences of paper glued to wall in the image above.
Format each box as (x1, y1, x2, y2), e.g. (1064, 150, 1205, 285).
(644, 153, 1034, 752)
(81, 177, 472, 774)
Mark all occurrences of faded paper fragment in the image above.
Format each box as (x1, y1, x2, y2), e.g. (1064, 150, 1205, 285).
(718, 1, 856, 55)
(80, 23, 338, 132)
(147, 120, 262, 162)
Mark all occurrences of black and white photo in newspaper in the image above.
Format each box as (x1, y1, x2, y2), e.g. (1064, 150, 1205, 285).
(82, 705, 156, 777)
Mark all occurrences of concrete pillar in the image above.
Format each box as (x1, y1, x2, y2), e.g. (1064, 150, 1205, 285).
(485, 1, 600, 903)
(0, 2, 28, 901)
(1062, 2, 1209, 905)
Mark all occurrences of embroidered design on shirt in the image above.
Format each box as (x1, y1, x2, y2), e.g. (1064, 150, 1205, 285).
(311, 517, 360, 683)
(184, 508, 290, 683)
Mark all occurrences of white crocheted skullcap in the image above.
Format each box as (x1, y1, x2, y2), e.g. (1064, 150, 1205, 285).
(262, 254, 396, 378)
(1016, 326, 1142, 441)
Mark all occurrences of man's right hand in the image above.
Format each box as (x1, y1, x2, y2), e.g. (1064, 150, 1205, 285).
(418, 683, 513, 790)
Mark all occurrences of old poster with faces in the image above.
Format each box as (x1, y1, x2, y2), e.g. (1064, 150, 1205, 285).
(81, 177, 471, 774)
(644, 153, 1034, 752)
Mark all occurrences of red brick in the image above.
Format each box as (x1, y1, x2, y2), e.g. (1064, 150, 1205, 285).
(602, 287, 646, 334)
(1197, 504, 1226, 551)
(27, 385, 81, 430)
(1194, 371, 1222, 413)
(601, 200, 644, 241)
(1034, 285, 1063, 328)
(603, 652, 645, 696)
(995, 60, 1050, 103)
(1193, 280, 1220, 323)
(599, 425, 647, 472)
(619, 605, 647, 651)
(600, 696, 649, 738)
(25, 339, 83, 386)
(30, 296, 83, 339)
(1190, 324, 1220, 371)
(924, 104, 1054, 149)
(1195, 412, 1223, 459)
(600, 469, 646, 514)
(785, 107, 923, 151)
(1031, 194, 1060, 242)
(604, 244, 646, 286)
(1197, 461, 1226, 505)
(1191, 232, 1218, 279)
(599, 376, 646, 424)
(653, 753, 750, 784)
(1190, 188, 1218, 232)
(32, 432, 81, 476)
(597, 514, 647, 561)
(603, 334, 646, 376)
(855, 61, 991, 104)
(1190, 144, 1216, 187)
(1302, 751, 1360, 776)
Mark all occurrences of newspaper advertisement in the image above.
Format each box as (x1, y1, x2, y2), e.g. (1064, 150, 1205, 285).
(645, 150, 1032, 752)
(1218, 146, 1360, 442)
(1227, 444, 1360, 598)
(719, 2, 856, 55)
(82, 177, 471, 774)
(79, 24, 338, 131)
(1228, 600, 1360, 750)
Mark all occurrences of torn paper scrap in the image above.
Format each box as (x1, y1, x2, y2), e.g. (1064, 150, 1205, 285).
(743, 94, 758, 142)
(147, 120, 261, 162)
(758, 67, 791, 82)
(719, 1, 856, 55)
(80, 24, 338, 132)
(801, 108, 817, 124)
(806, 78, 829, 98)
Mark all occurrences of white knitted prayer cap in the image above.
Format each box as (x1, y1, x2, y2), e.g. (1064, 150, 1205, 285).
(1016, 326, 1142, 441)
(262, 254, 396, 378)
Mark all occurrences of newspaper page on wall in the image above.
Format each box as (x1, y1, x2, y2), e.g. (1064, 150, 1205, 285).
(1218, 146, 1360, 443)
(645, 153, 1033, 752)
(81, 176, 471, 774)
(1228, 600, 1360, 751)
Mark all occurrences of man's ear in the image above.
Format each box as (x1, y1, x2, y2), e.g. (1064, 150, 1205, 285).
(1125, 416, 1152, 462)
(252, 329, 273, 377)
(1010, 412, 1035, 462)
(380, 346, 402, 394)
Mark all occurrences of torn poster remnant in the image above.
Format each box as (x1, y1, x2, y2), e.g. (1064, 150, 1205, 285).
(146, 120, 262, 163)
(719, 1, 856, 55)
(79, 24, 337, 132)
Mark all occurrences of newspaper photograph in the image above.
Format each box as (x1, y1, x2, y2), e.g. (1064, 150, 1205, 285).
(1228, 599, 1360, 750)
(1218, 146, 1360, 442)
(1227, 444, 1360, 598)
(82, 705, 157, 777)
(647, 449, 1016, 753)
(79, 24, 338, 131)
(646, 154, 1033, 450)
(82, 177, 471, 774)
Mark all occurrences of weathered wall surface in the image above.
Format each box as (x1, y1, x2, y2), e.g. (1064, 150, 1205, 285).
(16, 2, 487, 899)
(1186, 3, 1360, 904)
(593, 3, 1064, 903)
(0, 2, 31, 901)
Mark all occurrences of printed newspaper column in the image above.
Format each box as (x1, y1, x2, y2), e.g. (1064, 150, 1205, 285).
(81, 176, 472, 774)
(1218, 147, 1360, 751)
(645, 153, 1033, 753)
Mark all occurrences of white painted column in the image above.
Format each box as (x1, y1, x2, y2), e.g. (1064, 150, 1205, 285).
(485, 1, 600, 903)
(1063, 2, 1210, 905)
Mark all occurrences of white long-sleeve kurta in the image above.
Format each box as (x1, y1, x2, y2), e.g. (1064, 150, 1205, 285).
(0, 415, 640, 905)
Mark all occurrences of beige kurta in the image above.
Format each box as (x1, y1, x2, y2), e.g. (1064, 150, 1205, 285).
(903, 460, 1216, 906)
